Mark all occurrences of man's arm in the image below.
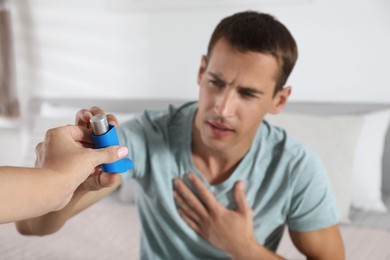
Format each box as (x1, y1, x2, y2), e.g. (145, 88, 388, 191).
(289, 225, 345, 260)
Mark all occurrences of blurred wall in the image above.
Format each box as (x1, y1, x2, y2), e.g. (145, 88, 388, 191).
(0, 128, 22, 165)
(1, 0, 390, 165)
(8, 0, 390, 104)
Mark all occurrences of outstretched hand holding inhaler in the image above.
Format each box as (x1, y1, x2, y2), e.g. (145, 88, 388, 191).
(0, 124, 130, 224)
(75, 106, 132, 191)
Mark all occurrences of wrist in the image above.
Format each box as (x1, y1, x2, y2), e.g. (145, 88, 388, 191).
(55, 173, 77, 211)
(48, 169, 82, 211)
(229, 238, 260, 260)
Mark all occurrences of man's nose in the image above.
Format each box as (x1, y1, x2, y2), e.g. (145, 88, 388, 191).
(215, 90, 236, 117)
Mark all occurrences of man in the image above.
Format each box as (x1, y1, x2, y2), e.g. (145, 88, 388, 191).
(17, 11, 345, 259)
(1, 125, 128, 224)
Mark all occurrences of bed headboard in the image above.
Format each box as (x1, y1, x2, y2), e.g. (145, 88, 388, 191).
(29, 98, 390, 195)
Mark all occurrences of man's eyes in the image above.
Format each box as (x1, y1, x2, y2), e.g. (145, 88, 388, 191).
(207, 80, 259, 99)
(239, 89, 256, 98)
(209, 80, 224, 88)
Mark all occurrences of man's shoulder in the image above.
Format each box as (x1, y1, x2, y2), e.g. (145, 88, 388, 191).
(260, 119, 323, 170)
(120, 101, 196, 128)
(141, 101, 197, 124)
(260, 119, 306, 152)
(118, 101, 197, 145)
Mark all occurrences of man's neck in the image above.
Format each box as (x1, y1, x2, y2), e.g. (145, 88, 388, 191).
(191, 151, 243, 185)
(191, 120, 250, 185)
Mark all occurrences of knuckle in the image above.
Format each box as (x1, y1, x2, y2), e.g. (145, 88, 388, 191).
(45, 127, 62, 140)
(107, 147, 118, 160)
(106, 113, 117, 120)
(87, 148, 98, 161)
(106, 114, 119, 126)
(77, 109, 87, 115)
(35, 142, 43, 154)
(90, 106, 105, 115)
(76, 108, 89, 118)
(209, 207, 220, 219)
(202, 218, 212, 231)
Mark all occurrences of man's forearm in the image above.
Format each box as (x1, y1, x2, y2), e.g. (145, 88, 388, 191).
(230, 240, 285, 260)
(16, 175, 122, 236)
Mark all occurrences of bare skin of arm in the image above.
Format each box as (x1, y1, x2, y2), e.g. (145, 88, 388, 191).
(0, 125, 127, 224)
(0, 166, 77, 224)
(289, 225, 345, 260)
(16, 176, 122, 235)
(16, 107, 124, 235)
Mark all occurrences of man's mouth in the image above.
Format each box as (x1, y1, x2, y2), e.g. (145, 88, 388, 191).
(207, 121, 234, 138)
(208, 122, 234, 132)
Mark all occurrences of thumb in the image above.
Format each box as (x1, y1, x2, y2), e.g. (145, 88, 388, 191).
(84, 171, 119, 191)
(99, 172, 120, 188)
(93, 146, 128, 165)
(234, 180, 249, 214)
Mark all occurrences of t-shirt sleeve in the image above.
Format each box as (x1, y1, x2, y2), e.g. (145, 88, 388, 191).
(117, 117, 147, 180)
(286, 151, 340, 232)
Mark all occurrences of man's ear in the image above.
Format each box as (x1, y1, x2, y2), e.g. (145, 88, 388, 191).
(269, 86, 292, 114)
(197, 55, 207, 85)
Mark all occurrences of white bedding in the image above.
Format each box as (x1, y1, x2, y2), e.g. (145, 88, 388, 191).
(0, 196, 141, 260)
(1, 195, 390, 260)
(278, 224, 390, 260)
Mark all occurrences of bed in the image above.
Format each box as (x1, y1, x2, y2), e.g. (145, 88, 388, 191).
(1, 98, 389, 259)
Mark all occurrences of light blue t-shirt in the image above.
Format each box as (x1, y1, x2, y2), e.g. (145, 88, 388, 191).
(117, 101, 339, 259)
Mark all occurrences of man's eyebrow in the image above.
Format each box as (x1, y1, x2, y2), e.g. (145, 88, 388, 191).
(208, 72, 227, 84)
(238, 86, 265, 95)
(208, 72, 265, 95)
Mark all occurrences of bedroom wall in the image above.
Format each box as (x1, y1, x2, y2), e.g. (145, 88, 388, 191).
(0, 129, 22, 166)
(1, 0, 390, 165)
(7, 0, 390, 108)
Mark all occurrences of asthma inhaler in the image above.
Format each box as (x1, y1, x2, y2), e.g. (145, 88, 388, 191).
(90, 114, 133, 173)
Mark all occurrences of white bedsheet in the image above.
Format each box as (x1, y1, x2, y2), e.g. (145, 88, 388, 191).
(277, 225, 390, 259)
(2, 195, 390, 260)
(0, 196, 140, 260)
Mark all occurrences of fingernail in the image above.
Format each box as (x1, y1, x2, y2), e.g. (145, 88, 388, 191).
(117, 147, 128, 157)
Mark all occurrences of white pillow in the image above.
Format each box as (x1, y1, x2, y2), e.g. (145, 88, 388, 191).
(351, 109, 390, 212)
(266, 113, 364, 223)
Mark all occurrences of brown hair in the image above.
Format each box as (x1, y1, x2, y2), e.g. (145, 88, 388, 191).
(207, 11, 298, 95)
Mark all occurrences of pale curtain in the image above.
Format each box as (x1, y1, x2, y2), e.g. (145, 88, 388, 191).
(0, 6, 19, 117)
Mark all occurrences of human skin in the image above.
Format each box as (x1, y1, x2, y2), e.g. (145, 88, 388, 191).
(0, 125, 126, 224)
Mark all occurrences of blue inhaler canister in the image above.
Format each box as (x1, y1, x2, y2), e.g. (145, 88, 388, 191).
(90, 114, 133, 173)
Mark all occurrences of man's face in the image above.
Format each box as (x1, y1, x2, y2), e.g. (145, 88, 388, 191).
(195, 38, 286, 153)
